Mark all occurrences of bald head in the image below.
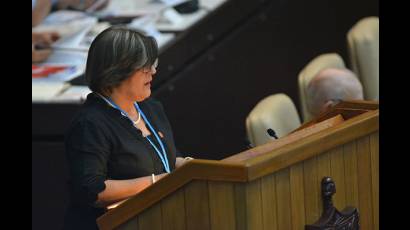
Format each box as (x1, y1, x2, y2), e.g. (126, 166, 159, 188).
(307, 68, 364, 116)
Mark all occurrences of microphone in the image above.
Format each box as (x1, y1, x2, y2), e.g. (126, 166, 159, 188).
(267, 128, 278, 139)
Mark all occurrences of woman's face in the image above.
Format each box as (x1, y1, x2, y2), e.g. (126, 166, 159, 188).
(121, 62, 157, 102)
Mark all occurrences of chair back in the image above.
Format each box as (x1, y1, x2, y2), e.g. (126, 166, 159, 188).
(298, 53, 346, 122)
(347, 16, 379, 100)
(246, 93, 301, 146)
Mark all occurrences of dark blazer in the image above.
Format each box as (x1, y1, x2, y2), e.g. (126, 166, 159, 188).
(63, 92, 180, 230)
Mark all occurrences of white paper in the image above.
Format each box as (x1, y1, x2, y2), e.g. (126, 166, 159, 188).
(51, 85, 91, 103)
(32, 81, 71, 102)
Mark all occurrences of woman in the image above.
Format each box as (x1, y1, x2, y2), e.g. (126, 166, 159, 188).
(63, 25, 191, 229)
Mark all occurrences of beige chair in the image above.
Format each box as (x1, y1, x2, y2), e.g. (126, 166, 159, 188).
(246, 93, 301, 147)
(298, 53, 346, 122)
(347, 16, 379, 100)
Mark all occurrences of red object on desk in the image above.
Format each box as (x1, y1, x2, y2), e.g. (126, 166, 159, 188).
(32, 65, 70, 78)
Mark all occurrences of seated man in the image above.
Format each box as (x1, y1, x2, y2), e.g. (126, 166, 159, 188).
(306, 68, 364, 117)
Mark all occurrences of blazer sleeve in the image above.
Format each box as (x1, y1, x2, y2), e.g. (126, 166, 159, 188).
(65, 118, 112, 206)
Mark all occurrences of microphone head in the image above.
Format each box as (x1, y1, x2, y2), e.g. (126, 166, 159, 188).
(267, 128, 278, 139)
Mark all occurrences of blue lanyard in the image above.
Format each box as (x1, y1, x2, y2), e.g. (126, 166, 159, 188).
(96, 93, 171, 173)
(135, 102, 170, 173)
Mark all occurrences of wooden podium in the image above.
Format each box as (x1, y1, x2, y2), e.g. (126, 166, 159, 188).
(97, 100, 379, 230)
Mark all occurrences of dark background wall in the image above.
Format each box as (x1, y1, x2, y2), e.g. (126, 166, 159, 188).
(32, 0, 378, 229)
(32, 142, 69, 230)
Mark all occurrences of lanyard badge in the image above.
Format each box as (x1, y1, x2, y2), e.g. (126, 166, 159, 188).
(97, 93, 171, 173)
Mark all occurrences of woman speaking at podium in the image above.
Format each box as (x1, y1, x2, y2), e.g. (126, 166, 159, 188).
(63, 25, 192, 230)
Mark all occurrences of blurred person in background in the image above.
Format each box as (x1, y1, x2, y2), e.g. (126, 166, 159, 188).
(306, 68, 364, 117)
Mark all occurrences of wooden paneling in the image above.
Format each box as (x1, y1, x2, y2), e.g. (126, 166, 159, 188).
(245, 179, 264, 230)
(208, 181, 236, 230)
(97, 160, 246, 229)
(334, 100, 379, 110)
(114, 133, 379, 230)
(317, 152, 331, 213)
(161, 188, 186, 230)
(370, 132, 379, 230)
(303, 156, 320, 225)
(260, 173, 278, 230)
(116, 216, 139, 230)
(184, 181, 211, 230)
(233, 183, 247, 230)
(138, 204, 162, 230)
(317, 151, 332, 179)
(356, 136, 374, 230)
(290, 162, 305, 230)
(99, 106, 378, 230)
(343, 141, 360, 208)
(329, 146, 346, 210)
(275, 168, 292, 229)
(113, 130, 378, 230)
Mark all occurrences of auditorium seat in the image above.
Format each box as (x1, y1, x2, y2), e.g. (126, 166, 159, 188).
(246, 93, 301, 147)
(347, 16, 379, 100)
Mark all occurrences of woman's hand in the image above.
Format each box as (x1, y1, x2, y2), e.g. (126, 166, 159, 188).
(95, 172, 168, 208)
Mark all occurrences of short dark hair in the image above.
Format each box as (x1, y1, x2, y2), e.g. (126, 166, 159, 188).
(85, 25, 158, 95)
